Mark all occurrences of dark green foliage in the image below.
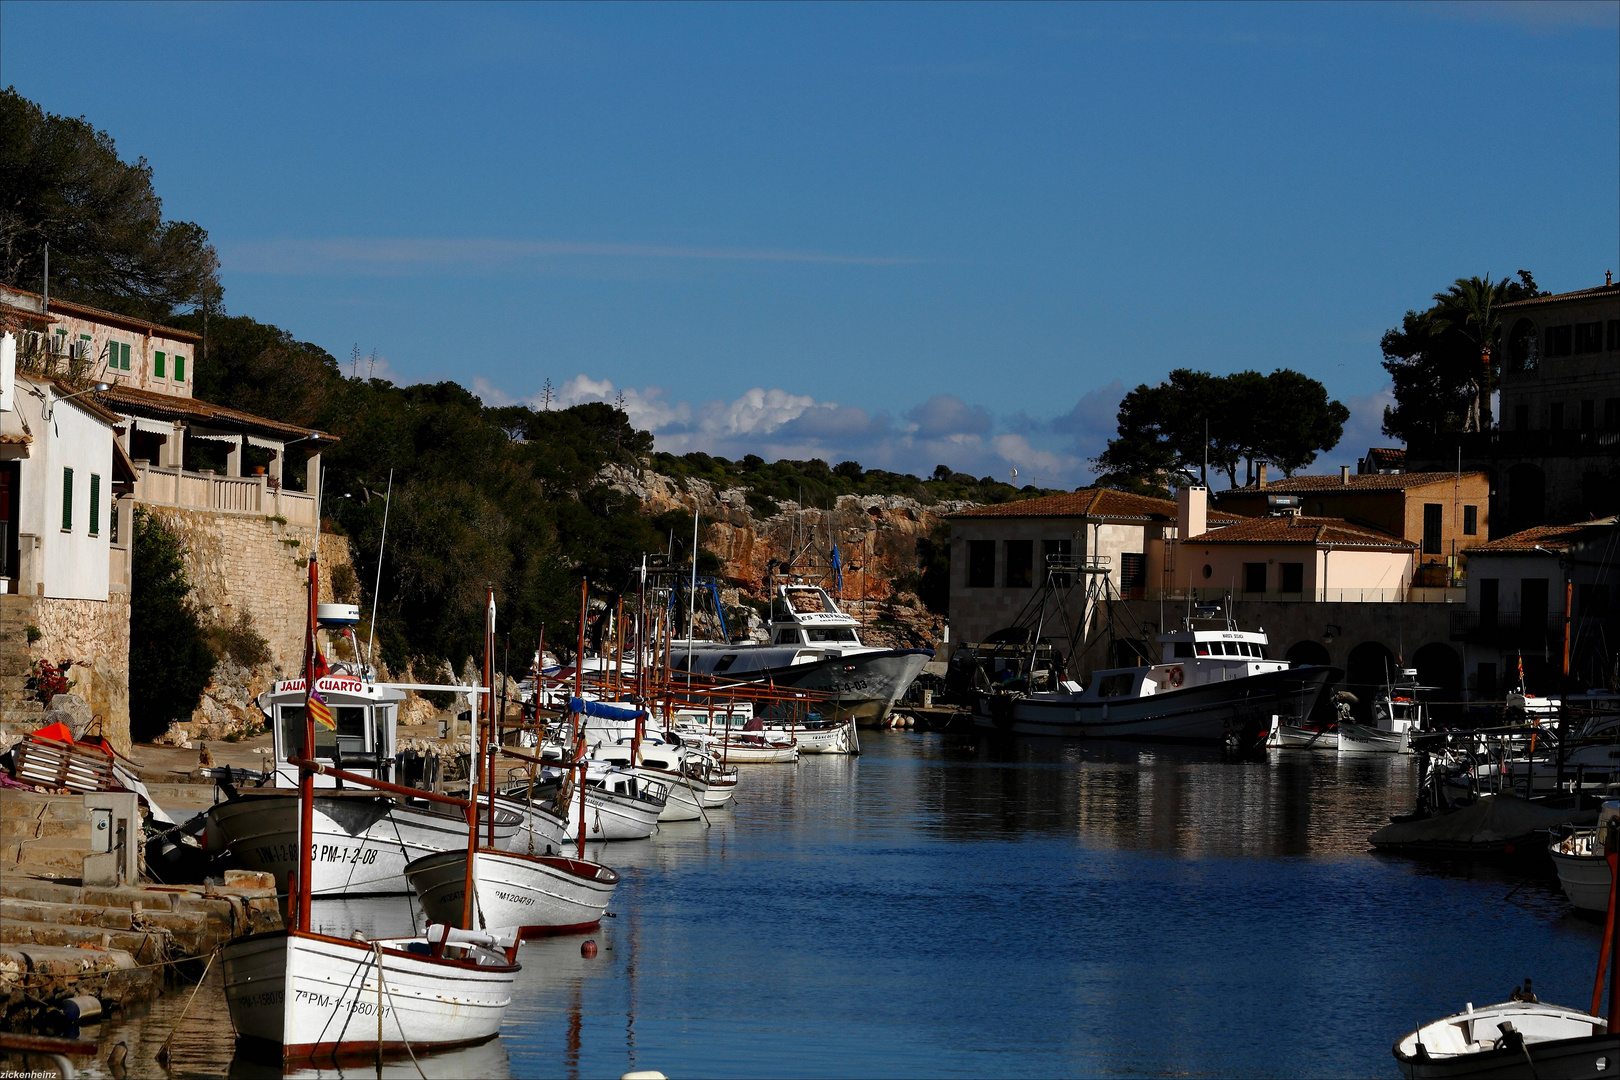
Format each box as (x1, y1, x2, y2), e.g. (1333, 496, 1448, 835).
(896, 521, 952, 616)
(130, 508, 216, 741)
(1093, 369, 1349, 493)
(649, 451, 1057, 509)
(0, 88, 221, 322)
(207, 611, 272, 669)
(1381, 272, 1541, 442)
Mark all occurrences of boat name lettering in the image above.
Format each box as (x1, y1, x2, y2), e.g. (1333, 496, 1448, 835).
(317, 844, 380, 865)
(232, 990, 284, 1009)
(273, 677, 365, 695)
(493, 889, 535, 906)
(292, 988, 391, 1018)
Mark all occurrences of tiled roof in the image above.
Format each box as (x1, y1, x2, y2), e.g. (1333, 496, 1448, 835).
(2, 285, 202, 340)
(1187, 515, 1415, 549)
(92, 384, 335, 443)
(1361, 447, 1406, 469)
(949, 487, 1239, 522)
(1220, 470, 1484, 496)
(1497, 282, 1620, 310)
(1462, 517, 1617, 555)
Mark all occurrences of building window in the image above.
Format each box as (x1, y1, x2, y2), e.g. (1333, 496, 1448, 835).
(88, 474, 101, 536)
(174, 354, 186, 382)
(1463, 505, 1478, 535)
(1608, 319, 1620, 351)
(1243, 562, 1266, 594)
(1507, 318, 1539, 373)
(154, 351, 166, 378)
(1120, 551, 1145, 595)
(968, 541, 995, 588)
(1479, 578, 1498, 625)
(1606, 399, 1620, 430)
(1581, 399, 1595, 429)
(61, 467, 73, 531)
(1520, 578, 1548, 634)
(1475, 662, 1497, 699)
(1044, 538, 1071, 588)
(1515, 404, 1529, 430)
(106, 340, 130, 370)
(1545, 325, 1573, 357)
(1422, 503, 1442, 555)
(1549, 402, 1564, 431)
(1005, 540, 1033, 588)
(1279, 562, 1304, 593)
(1574, 322, 1604, 354)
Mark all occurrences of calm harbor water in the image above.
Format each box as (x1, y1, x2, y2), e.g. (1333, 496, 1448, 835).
(88, 732, 1600, 1078)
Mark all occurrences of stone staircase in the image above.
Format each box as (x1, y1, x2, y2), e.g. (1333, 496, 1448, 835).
(1, 788, 102, 879)
(0, 594, 46, 750)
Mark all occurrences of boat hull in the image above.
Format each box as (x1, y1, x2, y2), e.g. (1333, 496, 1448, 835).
(560, 786, 663, 841)
(696, 649, 933, 725)
(1270, 723, 1339, 750)
(1549, 842, 1612, 913)
(971, 665, 1338, 745)
(636, 767, 706, 821)
(210, 792, 521, 897)
(405, 848, 617, 935)
(222, 930, 516, 1060)
(1338, 721, 1411, 754)
(1393, 1000, 1610, 1080)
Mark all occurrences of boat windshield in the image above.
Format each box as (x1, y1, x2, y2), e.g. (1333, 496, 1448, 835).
(278, 703, 366, 758)
(806, 627, 857, 642)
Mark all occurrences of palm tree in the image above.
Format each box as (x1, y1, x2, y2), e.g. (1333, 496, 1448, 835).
(1431, 274, 1507, 431)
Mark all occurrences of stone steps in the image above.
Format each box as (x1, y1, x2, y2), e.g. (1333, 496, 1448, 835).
(2, 877, 283, 957)
(0, 918, 174, 957)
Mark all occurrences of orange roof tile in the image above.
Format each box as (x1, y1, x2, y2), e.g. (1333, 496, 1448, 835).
(1220, 471, 1485, 496)
(1462, 517, 1617, 555)
(949, 487, 1239, 522)
(1187, 515, 1415, 549)
(92, 384, 335, 443)
(1497, 282, 1620, 310)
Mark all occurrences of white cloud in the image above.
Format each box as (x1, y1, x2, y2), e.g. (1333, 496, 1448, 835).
(1339, 385, 1398, 461)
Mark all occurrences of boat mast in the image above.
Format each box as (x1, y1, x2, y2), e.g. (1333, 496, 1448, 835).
(294, 551, 319, 934)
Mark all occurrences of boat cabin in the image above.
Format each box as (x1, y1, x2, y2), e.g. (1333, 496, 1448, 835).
(1079, 624, 1290, 701)
(767, 585, 862, 646)
(261, 675, 405, 788)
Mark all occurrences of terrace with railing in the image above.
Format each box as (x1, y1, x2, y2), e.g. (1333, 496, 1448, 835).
(132, 462, 318, 525)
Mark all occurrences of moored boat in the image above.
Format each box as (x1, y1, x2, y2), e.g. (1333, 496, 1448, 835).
(405, 847, 618, 936)
(1550, 803, 1619, 914)
(1392, 996, 1610, 1079)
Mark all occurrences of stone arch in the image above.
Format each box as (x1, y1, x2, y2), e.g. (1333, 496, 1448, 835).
(1286, 640, 1331, 667)
(1506, 463, 1544, 533)
(1412, 642, 1463, 725)
(1345, 641, 1397, 722)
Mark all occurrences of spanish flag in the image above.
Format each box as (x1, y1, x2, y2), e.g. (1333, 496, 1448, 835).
(308, 687, 337, 731)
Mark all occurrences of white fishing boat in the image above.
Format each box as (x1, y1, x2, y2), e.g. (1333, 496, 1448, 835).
(1339, 670, 1429, 755)
(590, 737, 710, 821)
(1392, 995, 1609, 1079)
(671, 583, 932, 726)
(1550, 803, 1619, 914)
(672, 701, 856, 755)
(405, 847, 618, 936)
(971, 609, 1338, 749)
(1267, 715, 1338, 750)
(223, 925, 519, 1060)
(684, 729, 800, 763)
(492, 790, 570, 855)
(222, 559, 521, 1062)
(563, 761, 668, 839)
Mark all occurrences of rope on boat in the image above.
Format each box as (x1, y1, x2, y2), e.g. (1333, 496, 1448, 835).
(374, 942, 427, 1079)
(155, 946, 217, 1066)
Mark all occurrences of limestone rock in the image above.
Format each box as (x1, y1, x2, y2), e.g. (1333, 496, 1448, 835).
(45, 694, 93, 738)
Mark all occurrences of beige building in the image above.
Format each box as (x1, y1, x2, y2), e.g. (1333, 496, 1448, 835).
(1406, 279, 1620, 532)
(1215, 466, 1488, 586)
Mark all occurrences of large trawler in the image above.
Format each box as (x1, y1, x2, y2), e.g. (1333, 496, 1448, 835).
(671, 583, 932, 726)
(971, 610, 1339, 748)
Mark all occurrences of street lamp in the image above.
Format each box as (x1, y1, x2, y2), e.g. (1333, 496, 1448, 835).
(43, 381, 112, 421)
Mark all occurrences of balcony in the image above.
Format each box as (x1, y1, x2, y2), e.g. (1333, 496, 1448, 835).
(1448, 609, 1562, 645)
(1144, 586, 1465, 604)
(132, 463, 317, 525)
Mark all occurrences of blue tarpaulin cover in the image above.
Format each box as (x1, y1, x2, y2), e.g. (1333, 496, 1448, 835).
(568, 697, 646, 720)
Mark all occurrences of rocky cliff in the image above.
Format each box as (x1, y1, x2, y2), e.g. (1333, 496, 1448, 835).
(603, 465, 959, 653)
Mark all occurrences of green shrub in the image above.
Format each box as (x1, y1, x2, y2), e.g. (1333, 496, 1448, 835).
(207, 610, 273, 668)
(329, 563, 360, 603)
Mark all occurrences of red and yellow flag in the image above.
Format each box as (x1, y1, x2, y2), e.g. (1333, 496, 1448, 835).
(307, 687, 336, 731)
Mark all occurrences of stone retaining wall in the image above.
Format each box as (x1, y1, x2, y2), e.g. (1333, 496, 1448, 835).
(28, 594, 131, 753)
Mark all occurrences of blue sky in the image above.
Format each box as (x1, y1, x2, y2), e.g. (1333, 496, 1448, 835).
(4, 1, 1616, 486)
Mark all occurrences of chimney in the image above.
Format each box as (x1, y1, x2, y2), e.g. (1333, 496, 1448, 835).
(1257, 462, 1268, 489)
(1340, 465, 1350, 486)
(1177, 484, 1207, 541)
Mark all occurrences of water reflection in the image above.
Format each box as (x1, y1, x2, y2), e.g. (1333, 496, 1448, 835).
(63, 732, 1600, 1079)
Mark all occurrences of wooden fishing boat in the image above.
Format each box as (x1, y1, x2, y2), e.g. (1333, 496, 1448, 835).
(222, 555, 520, 1063)
(1392, 998, 1610, 1079)
(1551, 804, 1619, 914)
(406, 848, 618, 936)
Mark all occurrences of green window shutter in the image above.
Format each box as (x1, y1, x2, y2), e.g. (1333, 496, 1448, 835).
(122, 342, 132, 370)
(89, 474, 101, 535)
(62, 468, 73, 531)
(174, 354, 185, 382)
(154, 351, 166, 378)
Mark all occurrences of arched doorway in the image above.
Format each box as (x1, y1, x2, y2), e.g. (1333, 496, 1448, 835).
(1345, 641, 1397, 723)
(1286, 640, 1331, 667)
(1412, 642, 1462, 725)
(1286, 640, 1337, 726)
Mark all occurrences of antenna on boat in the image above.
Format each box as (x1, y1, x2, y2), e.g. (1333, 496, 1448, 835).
(365, 468, 393, 674)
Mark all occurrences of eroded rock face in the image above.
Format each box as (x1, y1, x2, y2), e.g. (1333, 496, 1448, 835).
(603, 465, 960, 654)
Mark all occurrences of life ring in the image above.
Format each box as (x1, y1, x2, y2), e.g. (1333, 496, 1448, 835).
(1167, 666, 1184, 688)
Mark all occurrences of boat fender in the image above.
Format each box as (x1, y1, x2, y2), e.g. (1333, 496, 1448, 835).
(581, 939, 598, 959)
(1167, 666, 1184, 689)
